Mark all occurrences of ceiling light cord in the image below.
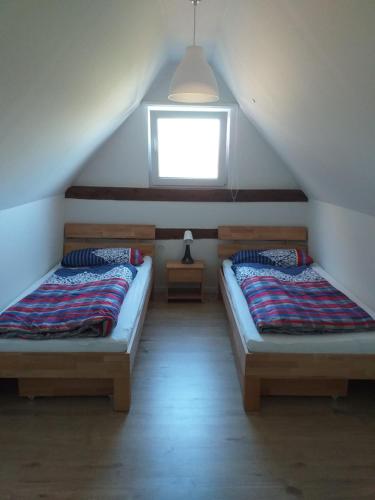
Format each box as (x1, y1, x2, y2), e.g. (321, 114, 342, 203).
(193, 2, 196, 45)
(192, 0, 200, 46)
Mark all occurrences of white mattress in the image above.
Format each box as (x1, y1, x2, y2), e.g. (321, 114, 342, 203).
(0, 257, 153, 353)
(223, 260, 375, 354)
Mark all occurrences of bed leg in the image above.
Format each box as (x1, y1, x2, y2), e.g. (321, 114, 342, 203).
(243, 377, 261, 412)
(113, 378, 130, 412)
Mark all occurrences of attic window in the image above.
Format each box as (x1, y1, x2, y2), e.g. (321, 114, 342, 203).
(148, 106, 229, 187)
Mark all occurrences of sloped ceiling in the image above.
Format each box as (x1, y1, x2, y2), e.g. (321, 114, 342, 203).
(162, 0, 375, 216)
(214, 0, 375, 216)
(0, 0, 166, 210)
(2, 0, 375, 215)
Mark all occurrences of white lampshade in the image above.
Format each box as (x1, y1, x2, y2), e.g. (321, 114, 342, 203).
(183, 230, 194, 244)
(168, 46, 219, 103)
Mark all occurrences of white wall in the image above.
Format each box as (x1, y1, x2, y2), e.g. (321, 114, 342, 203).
(0, 196, 64, 310)
(68, 64, 307, 291)
(309, 200, 375, 310)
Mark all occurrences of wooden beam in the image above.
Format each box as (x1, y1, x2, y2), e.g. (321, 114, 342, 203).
(155, 228, 218, 240)
(65, 186, 308, 202)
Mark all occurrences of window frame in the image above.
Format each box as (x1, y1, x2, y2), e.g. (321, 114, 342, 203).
(148, 106, 231, 187)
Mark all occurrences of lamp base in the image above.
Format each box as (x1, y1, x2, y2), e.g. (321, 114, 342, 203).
(181, 244, 194, 265)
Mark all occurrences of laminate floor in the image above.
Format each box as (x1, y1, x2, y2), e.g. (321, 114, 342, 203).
(1, 301, 375, 500)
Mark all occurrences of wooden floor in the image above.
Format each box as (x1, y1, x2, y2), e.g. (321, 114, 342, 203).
(1, 301, 375, 500)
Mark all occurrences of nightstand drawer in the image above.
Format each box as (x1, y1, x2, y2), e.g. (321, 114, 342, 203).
(166, 260, 205, 302)
(168, 269, 202, 283)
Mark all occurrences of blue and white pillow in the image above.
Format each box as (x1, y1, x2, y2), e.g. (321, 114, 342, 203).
(231, 248, 313, 267)
(62, 247, 144, 267)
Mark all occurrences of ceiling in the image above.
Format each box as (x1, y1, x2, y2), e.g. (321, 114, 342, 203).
(1, 0, 375, 215)
(0, 0, 166, 209)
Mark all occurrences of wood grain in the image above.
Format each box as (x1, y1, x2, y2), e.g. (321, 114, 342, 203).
(113, 378, 130, 412)
(166, 261, 205, 270)
(166, 261, 205, 302)
(0, 353, 130, 379)
(65, 223, 155, 240)
(127, 272, 153, 371)
(217, 225, 309, 258)
(261, 379, 348, 397)
(168, 269, 203, 283)
(246, 352, 375, 379)
(18, 378, 113, 397)
(1, 302, 375, 500)
(65, 185, 308, 202)
(63, 223, 156, 256)
(218, 269, 248, 395)
(218, 225, 307, 241)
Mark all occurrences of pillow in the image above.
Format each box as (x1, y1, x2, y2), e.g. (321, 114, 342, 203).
(230, 248, 313, 267)
(62, 247, 144, 267)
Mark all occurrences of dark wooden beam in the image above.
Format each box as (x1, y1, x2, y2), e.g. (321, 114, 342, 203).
(65, 186, 308, 202)
(155, 228, 218, 240)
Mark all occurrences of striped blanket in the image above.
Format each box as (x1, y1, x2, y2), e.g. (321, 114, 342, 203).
(232, 263, 375, 335)
(0, 264, 137, 339)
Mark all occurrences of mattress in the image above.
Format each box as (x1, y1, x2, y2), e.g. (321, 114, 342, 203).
(0, 257, 152, 353)
(223, 259, 375, 354)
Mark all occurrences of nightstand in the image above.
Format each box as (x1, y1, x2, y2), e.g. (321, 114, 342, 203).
(166, 260, 205, 302)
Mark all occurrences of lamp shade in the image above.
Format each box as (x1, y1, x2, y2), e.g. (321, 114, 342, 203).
(183, 230, 193, 244)
(168, 46, 219, 103)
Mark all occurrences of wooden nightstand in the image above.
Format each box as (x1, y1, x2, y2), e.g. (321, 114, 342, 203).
(166, 260, 205, 302)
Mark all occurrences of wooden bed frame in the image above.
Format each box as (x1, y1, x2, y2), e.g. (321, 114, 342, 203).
(0, 223, 155, 412)
(218, 225, 375, 411)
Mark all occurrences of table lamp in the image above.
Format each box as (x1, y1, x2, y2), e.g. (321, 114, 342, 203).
(182, 230, 194, 264)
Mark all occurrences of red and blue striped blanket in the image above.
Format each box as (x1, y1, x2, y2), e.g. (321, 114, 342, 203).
(232, 263, 375, 335)
(0, 264, 137, 339)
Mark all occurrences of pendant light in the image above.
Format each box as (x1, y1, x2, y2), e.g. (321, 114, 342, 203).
(168, 0, 219, 103)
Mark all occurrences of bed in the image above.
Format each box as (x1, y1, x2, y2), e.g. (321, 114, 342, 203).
(218, 225, 375, 411)
(0, 223, 155, 411)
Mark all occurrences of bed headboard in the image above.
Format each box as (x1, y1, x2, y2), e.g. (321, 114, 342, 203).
(64, 224, 156, 256)
(218, 226, 308, 259)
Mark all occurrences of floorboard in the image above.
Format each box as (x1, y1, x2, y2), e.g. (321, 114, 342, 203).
(1, 301, 375, 500)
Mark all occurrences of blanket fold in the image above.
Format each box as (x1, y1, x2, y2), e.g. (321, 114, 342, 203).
(0, 264, 137, 339)
(232, 263, 375, 335)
